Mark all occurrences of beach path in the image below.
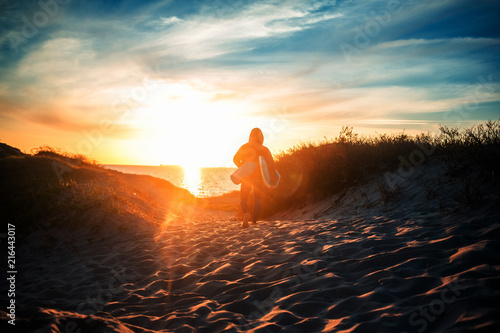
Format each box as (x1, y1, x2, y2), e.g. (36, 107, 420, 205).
(11, 203, 500, 333)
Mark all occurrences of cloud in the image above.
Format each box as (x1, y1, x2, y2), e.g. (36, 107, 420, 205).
(377, 37, 500, 48)
(161, 16, 182, 25)
(126, 0, 343, 60)
(1, 0, 499, 161)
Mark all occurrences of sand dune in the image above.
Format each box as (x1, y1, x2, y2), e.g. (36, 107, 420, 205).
(4, 212, 500, 331)
(2, 157, 500, 332)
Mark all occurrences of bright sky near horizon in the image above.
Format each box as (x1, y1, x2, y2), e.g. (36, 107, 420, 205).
(0, 0, 499, 167)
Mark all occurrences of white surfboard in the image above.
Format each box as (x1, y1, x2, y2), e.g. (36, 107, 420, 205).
(230, 161, 256, 185)
(259, 156, 280, 189)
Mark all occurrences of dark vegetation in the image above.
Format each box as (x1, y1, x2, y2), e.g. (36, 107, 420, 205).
(1, 121, 499, 234)
(0, 146, 193, 238)
(260, 120, 500, 216)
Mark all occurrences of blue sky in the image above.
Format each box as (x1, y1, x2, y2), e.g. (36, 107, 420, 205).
(0, 0, 499, 165)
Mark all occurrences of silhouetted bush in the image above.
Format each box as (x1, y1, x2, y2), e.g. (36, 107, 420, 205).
(261, 120, 500, 216)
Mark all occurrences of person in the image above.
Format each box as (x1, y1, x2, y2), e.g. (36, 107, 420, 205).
(233, 128, 277, 228)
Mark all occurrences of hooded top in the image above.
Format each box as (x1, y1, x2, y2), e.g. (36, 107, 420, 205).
(249, 128, 264, 145)
(233, 128, 277, 185)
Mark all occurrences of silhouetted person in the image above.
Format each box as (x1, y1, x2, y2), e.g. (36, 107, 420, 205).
(233, 128, 277, 228)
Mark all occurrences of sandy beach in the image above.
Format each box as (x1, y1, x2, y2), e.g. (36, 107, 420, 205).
(2, 0, 500, 331)
(2, 153, 500, 333)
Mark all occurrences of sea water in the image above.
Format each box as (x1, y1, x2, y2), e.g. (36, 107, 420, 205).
(104, 165, 238, 198)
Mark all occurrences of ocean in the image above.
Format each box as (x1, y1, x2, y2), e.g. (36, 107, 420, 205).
(104, 165, 239, 198)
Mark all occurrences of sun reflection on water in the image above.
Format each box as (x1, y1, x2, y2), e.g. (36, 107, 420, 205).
(182, 166, 202, 197)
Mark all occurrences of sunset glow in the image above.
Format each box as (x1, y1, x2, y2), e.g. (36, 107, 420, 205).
(182, 166, 202, 197)
(1, 0, 499, 166)
(128, 82, 255, 167)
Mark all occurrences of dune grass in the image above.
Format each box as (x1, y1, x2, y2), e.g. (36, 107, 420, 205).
(260, 120, 500, 216)
(31, 145, 98, 167)
(2, 120, 499, 233)
(0, 147, 193, 238)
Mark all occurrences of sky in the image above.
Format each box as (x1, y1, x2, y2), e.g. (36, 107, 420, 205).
(0, 0, 499, 167)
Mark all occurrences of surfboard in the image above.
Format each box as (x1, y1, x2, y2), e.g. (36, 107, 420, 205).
(259, 156, 280, 189)
(230, 161, 256, 185)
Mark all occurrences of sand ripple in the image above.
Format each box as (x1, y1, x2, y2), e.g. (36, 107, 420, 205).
(5, 207, 500, 332)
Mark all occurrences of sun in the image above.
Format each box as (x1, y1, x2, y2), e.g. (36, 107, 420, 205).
(128, 82, 253, 168)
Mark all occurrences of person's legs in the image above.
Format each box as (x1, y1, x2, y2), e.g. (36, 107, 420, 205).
(240, 182, 251, 214)
(240, 182, 252, 228)
(252, 184, 262, 224)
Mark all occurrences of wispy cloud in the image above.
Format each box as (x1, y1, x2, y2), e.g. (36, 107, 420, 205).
(130, 0, 342, 60)
(161, 16, 182, 25)
(0, 0, 499, 163)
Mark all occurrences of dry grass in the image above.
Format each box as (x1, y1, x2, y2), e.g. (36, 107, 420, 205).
(260, 120, 500, 216)
(2, 120, 499, 231)
(0, 148, 193, 238)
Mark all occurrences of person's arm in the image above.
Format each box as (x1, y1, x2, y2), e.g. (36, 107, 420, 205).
(233, 145, 245, 167)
